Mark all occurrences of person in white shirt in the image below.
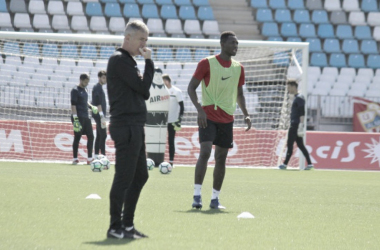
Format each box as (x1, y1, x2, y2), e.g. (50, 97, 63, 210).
(162, 74, 184, 166)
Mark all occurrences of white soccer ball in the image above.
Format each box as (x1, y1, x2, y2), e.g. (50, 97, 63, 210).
(95, 154, 105, 160)
(159, 162, 172, 174)
(146, 158, 155, 170)
(100, 156, 111, 170)
(91, 159, 103, 172)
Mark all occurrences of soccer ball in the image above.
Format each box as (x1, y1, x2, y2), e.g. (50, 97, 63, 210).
(91, 159, 103, 172)
(146, 158, 155, 170)
(159, 162, 172, 174)
(100, 156, 111, 170)
(95, 154, 105, 160)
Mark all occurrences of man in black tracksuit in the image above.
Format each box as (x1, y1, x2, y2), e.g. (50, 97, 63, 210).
(278, 80, 314, 170)
(106, 20, 154, 239)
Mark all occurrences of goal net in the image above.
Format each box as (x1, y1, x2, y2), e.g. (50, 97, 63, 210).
(0, 31, 308, 168)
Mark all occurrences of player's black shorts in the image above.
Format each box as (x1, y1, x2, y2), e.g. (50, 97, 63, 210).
(199, 119, 233, 148)
(71, 116, 93, 136)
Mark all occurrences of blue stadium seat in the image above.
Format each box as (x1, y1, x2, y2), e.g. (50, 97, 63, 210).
(281, 22, 297, 37)
(142, 4, 159, 19)
(100, 46, 115, 59)
(42, 44, 59, 57)
(287, 37, 302, 42)
(0, 0, 7, 12)
(105, 3, 122, 17)
(348, 54, 365, 68)
(100, 0, 118, 2)
(174, 0, 192, 6)
(294, 10, 310, 23)
(367, 55, 380, 68)
(299, 23, 316, 38)
(342, 39, 359, 53)
(156, 48, 173, 61)
(329, 53, 346, 67)
(156, 0, 173, 5)
(179, 6, 196, 20)
(176, 48, 192, 61)
(123, 4, 141, 18)
(318, 24, 335, 38)
(269, 0, 286, 9)
(361, 40, 378, 54)
(193, 0, 210, 7)
(275, 9, 291, 22)
(61, 45, 78, 58)
(306, 38, 322, 52)
(268, 37, 283, 41)
(251, 0, 267, 8)
(288, 0, 305, 10)
(323, 39, 340, 53)
(137, 0, 154, 4)
(160, 5, 177, 19)
(194, 49, 210, 61)
(80, 45, 98, 59)
(336, 25, 353, 39)
(273, 52, 289, 66)
(119, 0, 137, 3)
(3, 42, 20, 54)
(354, 26, 372, 40)
(197, 6, 214, 20)
(262, 22, 279, 37)
(311, 10, 328, 24)
(86, 2, 103, 16)
(23, 43, 40, 56)
(310, 52, 327, 67)
(361, 0, 378, 12)
(256, 9, 273, 22)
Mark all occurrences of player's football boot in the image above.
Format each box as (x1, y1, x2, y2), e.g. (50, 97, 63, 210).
(278, 164, 287, 170)
(210, 198, 225, 209)
(72, 159, 79, 165)
(305, 164, 314, 170)
(124, 227, 148, 239)
(107, 228, 132, 239)
(192, 195, 202, 209)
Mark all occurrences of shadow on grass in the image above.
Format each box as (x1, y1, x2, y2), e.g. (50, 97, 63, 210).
(83, 238, 137, 246)
(174, 209, 231, 214)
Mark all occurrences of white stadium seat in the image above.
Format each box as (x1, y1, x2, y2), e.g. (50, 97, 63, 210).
(184, 20, 202, 35)
(165, 19, 184, 35)
(90, 16, 108, 31)
(33, 14, 51, 30)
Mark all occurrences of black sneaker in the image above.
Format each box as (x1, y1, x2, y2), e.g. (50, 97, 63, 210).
(107, 228, 133, 239)
(192, 195, 202, 209)
(124, 227, 148, 238)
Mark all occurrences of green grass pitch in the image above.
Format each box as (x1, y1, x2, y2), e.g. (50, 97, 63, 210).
(0, 162, 379, 249)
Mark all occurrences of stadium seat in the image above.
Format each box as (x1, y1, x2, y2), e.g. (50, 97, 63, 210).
(373, 27, 380, 41)
(194, 49, 210, 61)
(156, 0, 172, 5)
(156, 48, 173, 61)
(193, 0, 210, 7)
(10, 0, 27, 13)
(280, 23, 297, 37)
(100, 0, 118, 2)
(165, 18, 183, 35)
(306, 38, 322, 52)
(137, 0, 154, 4)
(329, 53, 346, 67)
(336, 74, 353, 84)
(176, 48, 192, 61)
(61, 45, 78, 58)
(179, 6, 196, 20)
(318, 24, 335, 38)
(174, 0, 191, 6)
(365, 89, 380, 98)
(343, 0, 360, 11)
(360, 40, 378, 55)
(0, 0, 6, 12)
(268, 37, 283, 41)
(71, 16, 89, 32)
(342, 39, 359, 53)
(86, 2, 103, 16)
(293, 10, 310, 23)
(142, 4, 159, 19)
(322, 66, 338, 77)
(306, 0, 322, 10)
(354, 74, 372, 85)
(28, 0, 46, 14)
(269, 0, 286, 9)
(109, 17, 126, 33)
(311, 10, 328, 24)
(123, 4, 141, 18)
(324, 0, 341, 11)
(347, 86, 366, 97)
(287, 0, 304, 10)
(47, 1, 65, 15)
(333, 82, 350, 91)
(336, 25, 353, 39)
(90, 16, 108, 31)
(183, 19, 202, 34)
(256, 9, 273, 22)
(13, 13, 32, 29)
(330, 11, 347, 25)
(0, 13, 12, 28)
(348, 54, 365, 68)
(262, 22, 279, 37)
(202, 20, 220, 36)
(340, 67, 356, 78)
(147, 18, 165, 34)
(251, 0, 267, 8)
(22, 43, 40, 56)
(119, 0, 137, 3)
(361, 0, 378, 12)
(33, 14, 52, 30)
(42, 44, 59, 57)
(354, 26, 371, 39)
(367, 12, 380, 26)
(348, 12, 366, 26)
(197, 6, 214, 20)
(367, 55, 380, 68)
(67, 2, 84, 16)
(275, 9, 291, 23)
(358, 68, 374, 78)
(287, 37, 301, 42)
(299, 24, 316, 38)
(80, 45, 98, 60)
(105, 3, 122, 17)
(160, 4, 178, 19)
(310, 52, 327, 67)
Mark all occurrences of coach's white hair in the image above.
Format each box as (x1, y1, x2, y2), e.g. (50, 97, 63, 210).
(124, 20, 149, 36)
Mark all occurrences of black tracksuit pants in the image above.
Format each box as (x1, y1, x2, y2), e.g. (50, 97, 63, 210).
(167, 123, 176, 162)
(109, 124, 149, 229)
(93, 114, 107, 155)
(71, 116, 94, 159)
(284, 123, 312, 165)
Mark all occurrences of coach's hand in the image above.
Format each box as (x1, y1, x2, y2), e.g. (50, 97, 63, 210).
(139, 47, 152, 60)
(244, 116, 252, 131)
(297, 123, 304, 137)
(100, 113, 107, 129)
(73, 117, 82, 132)
(91, 106, 98, 115)
(197, 108, 207, 129)
(173, 116, 182, 131)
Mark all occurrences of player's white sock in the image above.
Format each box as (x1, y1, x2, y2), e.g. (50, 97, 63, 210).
(94, 154, 98, 158)
(125, 226, 134, 231)
(87, 157, 93, 161)
(211, 189, 220, 200)
(73, 158, 78, 161)
(194, 184, 202, 196)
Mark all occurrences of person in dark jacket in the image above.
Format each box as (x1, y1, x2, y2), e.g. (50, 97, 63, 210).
(91, 70, 107, 158)
(106, 20, 154, 239)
